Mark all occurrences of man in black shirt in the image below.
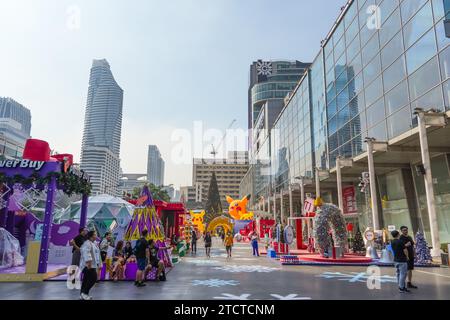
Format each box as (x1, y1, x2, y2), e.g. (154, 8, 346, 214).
(134, 230, 149, 287)
(145, 239, 166, 281)
(391, 230, 411, 293)
(400, 226, 417, 289)
(70, 227, 87, 267)
(191, 229, 197, 255)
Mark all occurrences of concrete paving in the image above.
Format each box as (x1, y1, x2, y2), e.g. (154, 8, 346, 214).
(0, 238, 449, 300)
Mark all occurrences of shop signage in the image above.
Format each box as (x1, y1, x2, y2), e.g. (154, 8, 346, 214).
(343, 186, 357, 214)
(0, 159, 45, 171)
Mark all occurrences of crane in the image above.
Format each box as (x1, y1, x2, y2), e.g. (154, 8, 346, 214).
(210, 119, 237, 160)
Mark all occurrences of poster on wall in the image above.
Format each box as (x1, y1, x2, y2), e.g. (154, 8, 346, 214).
(343, 186, 357, 215)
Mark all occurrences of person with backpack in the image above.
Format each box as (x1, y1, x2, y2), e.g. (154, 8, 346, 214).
(204, 231, 212, 258)
(134, 230, 149, 287)
(191, 228, 198, 255)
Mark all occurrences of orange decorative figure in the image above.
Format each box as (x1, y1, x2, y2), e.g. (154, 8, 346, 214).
(190, 210, 206, 234)
(226, 195, 254, 221)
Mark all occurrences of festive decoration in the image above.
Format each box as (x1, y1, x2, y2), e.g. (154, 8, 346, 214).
(352, 226, 366, 254)
(313, 203, 347, 256)
(226, 195, 254, 220)
(213, 265, 280, 273)
(206, 215, 233, 234)
(317, 272, 397, 284)
(204, 172, 223, 224)
(415, 231, 433, 265)
(190, 210, 206, 234)
(192, 279, 240, 288)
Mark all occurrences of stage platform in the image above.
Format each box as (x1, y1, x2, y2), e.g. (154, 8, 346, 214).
(0, 264, 67, 282)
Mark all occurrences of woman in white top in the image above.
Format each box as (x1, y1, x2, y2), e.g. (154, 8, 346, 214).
(79, 230, 102, 300)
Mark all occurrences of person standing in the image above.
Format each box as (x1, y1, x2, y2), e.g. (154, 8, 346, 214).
(224, 231, 234, 258)
(191, 229, 198, 255)
(134, 230, 149, 287)
(70, 227, 87, 267)
(204, 231, 212, 258)
(251, 232, 260, 257)
(391, 230, 411, 293)
(79, 230, 102, 300)
(99, 232, 113, 263)
(124, 241, 133, 261)
(146, 239, 166, 281)
(399, 226, 418, 289)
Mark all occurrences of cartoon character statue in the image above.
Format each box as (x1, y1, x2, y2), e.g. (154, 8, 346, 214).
(190, 210, 206, 234)
(226, 195, 254, 221)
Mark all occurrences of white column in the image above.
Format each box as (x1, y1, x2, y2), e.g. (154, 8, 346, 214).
(336, 157, 344, 212)
(273, 193, 277, 222)
(315, 168, 321, 198)
(267, 196, 271, 214)
(280, 190, 285, 225)
(289, 185, 294, 219)
(417, 112, 441, 257)
(300, 181, 305, 217)
(366, 141, 380, 230)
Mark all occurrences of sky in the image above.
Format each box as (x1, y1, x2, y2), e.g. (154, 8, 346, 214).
(0, 0, 345, 189)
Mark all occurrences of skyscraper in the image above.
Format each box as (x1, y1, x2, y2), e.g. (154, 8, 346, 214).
(0, 97, 32, 159)
(80, 59, 123, 196)
(147, 145, 165, 186)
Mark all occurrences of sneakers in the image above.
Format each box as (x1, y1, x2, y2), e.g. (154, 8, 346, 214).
(136, 282, 146, 287)
(399, 288, 411, 293)
(407, 282, 418, 289)
(80, 293, 90, 300)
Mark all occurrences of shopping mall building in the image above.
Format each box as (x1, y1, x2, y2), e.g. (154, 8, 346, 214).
(241, 0, 450, 255)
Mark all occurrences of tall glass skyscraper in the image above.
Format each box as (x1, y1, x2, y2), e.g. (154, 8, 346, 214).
(147, 145, 165, 187)
(0, 97, 32, 159)
(80, 59, 124, 196)
(244, 0, 450, 250)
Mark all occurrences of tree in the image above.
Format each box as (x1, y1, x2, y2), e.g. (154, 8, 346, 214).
(415, 231, 433, 264)
(131, 184, 170, 202)
(204, 172, 223, 224)
(352, 226, 365, 254)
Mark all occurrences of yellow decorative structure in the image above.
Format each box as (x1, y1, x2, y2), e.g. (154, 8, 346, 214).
(226, 195, 254, 220)
(314, 197, 323, 207)
(190, 210, 206, 234)
(206, 216, 233, 234)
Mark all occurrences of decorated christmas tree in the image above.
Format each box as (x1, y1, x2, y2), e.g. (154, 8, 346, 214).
(352, 226, 365, 254)
(124, 186, 171, 267)
(204, 172, 223, 224)
(415, 231, 433, 264)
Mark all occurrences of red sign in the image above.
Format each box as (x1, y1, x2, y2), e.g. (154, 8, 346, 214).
(343, 186, 357, 214)
(303, 198, 315, 215)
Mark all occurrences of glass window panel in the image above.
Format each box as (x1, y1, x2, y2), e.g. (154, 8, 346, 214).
(338, 105, 351, 127)
(387, 106, 412, 139)
(435, 18, 450, 52)
(403, 2, 434, 49)
(400, 0, 428, 24)
(347, 34, 361, 62)
(366, 97, 386, 127)
(368, 120, 387, 140)
(345, 1, 358, 26)
(432, 0, 445, 22)
(439, 44, 450, 80)
(406, 28, 437, 74)
(340, 141, 353, 158)
(380, 8, 402, 48)
(349, 92, 366, 115)
(348, 53, 363, 76)
(351, 111, 367, 135)
(338, 124, 352, 146)
(362, 33, 380, 66)
(328, 116, 338, 135)
(363, 55, 382, 85)
(381, 31, 404, 69)
(365, 75, 383, 107)
(352, 135, 365, 156)
(411, 85, 445, 111)
(383, 55, 407, 91)
(443, 78, 450, 110)
(335, 36, 346, 60)
(379, 0, 399, 26)
(329, 133, 338, 152)
(385, 80, 409, 115)
(346, 15, 359, 44)
(408, 57, 440, 100)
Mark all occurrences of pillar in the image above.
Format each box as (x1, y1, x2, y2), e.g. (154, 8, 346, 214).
(280, 190, 285, 225)
(38, 176, 57, 274)
(273, 193, 277, 222)
(80, 193, 89, 229)
(289, 185, 294, 219)
(300, 181, 305, 216)
(366, 140, 380, 230)
(417, 112, 441, 257)
(336, 157, 344, 212)
(315, 168, 321, 198)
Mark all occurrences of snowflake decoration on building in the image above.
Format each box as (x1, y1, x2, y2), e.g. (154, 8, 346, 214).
(192, 279, 240, 288)
(316, 272, 397, 283)
(213, 265, 280, 273)
(256, 61, 273, 76)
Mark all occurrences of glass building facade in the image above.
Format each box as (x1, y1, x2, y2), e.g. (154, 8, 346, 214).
(248, 0, 450, 244)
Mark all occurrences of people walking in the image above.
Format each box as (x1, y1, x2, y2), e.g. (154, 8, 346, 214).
(224, 231, 234, 258)
(134, 230, 149, 287)
(251, 232, 260, 257)
(391, 230, 411, 293)
(204, 231, 212, 258)
(70, 227, 87, 267)
(191, 228, 198, 255)
(79, 230, 102, 300)
(400, 226, 418, 289)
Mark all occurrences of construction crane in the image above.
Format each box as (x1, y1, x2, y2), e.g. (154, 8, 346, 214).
(210, 119, 237, 160)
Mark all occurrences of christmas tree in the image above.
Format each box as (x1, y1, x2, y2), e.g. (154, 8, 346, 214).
(352, 226, 365, 254)
(204, 172, 223, 224)
(415, 231, 433, 264)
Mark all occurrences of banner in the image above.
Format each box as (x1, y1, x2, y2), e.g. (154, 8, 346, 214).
(343, 186, 357, 214)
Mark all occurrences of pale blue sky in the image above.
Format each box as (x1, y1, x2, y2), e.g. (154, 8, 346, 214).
(0, 0, 345, 188)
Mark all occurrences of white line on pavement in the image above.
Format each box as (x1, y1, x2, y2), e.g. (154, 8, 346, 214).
(415, 270, 450, 279)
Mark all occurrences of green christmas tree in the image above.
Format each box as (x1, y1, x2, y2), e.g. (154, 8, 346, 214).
(352, 226, 365, 254)
(204, 172, 223, 224)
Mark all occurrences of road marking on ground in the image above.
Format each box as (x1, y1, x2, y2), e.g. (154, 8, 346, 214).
(415, 270, 450, 279)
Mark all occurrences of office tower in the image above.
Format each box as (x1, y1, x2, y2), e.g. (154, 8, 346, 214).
(147, 145, 165, 186)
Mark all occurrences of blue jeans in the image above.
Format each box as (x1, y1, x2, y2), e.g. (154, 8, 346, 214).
(395, 262, 408, 289)
(252, 240, 259, 256)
